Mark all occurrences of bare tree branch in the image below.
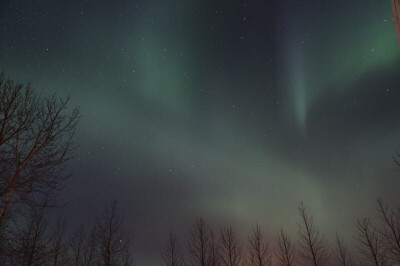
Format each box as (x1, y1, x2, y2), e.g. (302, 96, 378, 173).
(208, 230, 220, 266)
(83, 225, 98, 266)
(276, 228, 295, 266)
(162, 228, 185, 266)
(376, 199, 400, 264)
(355, 217, 387, 266)
(188, 218, 212, 266)
(0, 73, 80, 219)
(69, 224, 86, 266)
(96, 200, 132, 266)
(220, 225, 243, 266)
(248, 224, 271, 266)
(334, 233, 353, 266)
(392, 147, 400, 170)
(297, 201, 329, 266)
(7, 203, 50, 265)
(50, 217, 69, 266)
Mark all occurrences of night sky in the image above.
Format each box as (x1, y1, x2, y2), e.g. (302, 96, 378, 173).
(1, 0, 400, 264)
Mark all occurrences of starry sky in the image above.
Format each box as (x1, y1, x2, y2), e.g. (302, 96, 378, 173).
(1, 0, 400, 264)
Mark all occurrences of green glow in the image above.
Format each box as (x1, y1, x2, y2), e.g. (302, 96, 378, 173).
(132, 35, 191, 112)
(289, 4, 399, 130)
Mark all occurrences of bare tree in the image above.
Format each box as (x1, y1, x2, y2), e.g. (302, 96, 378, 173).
(188, 218, 211, 266)
(69, 224, 99, 266)
(297, 201, 329, 266)
(208, 230, 220, 266)
(376, 199, 400, 264)
(50, 217, 69, 266)
(276, 228, 295, 266)
(0, 209, 12, 261)
(7, 204, 50, 265)
(82, 226, 98, 266)
(355, 217, 387, 266)
(69, 225, 86, 266)
(334, 233, 353, 266)
(121, 249, 133, 266)
(392, 147, 400, 169)
(97, 200, 132, 266)
(162, 229, 185, 266)
(248, 224, 271, 266)
(0, 73, 79, 219)
(219, 226, 243, 266)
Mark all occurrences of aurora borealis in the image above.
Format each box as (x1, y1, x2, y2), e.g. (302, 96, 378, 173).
(1, 0, 400, 264)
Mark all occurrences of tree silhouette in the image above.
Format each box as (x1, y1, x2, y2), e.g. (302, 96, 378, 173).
(49, 217, 69, 266)
(188, 218, 212, 266)
(121, 249, 133, 266)
(297, 201, 329, 266)
(0, 73, 79, 220)
(276, 228, 295, 266)
(162, 228, 185, 266)
(83, 226, 98, 266)
(392, 147, 400, 169)
(219, 225, 243, 266)
(0, 190, 135, 265)
(376, 199, 400, 264)
(334, 233, 353, 266)
(96, 200, 132, 266)
(355, 217, 387, 266)
(208, 230, 220, 266)
(0, 209, 12, 262)
(7, 203, 50, 265)
(69, 223, 98, 266)
(248, 224, 271, 266)
(69, 225, 86, 266)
